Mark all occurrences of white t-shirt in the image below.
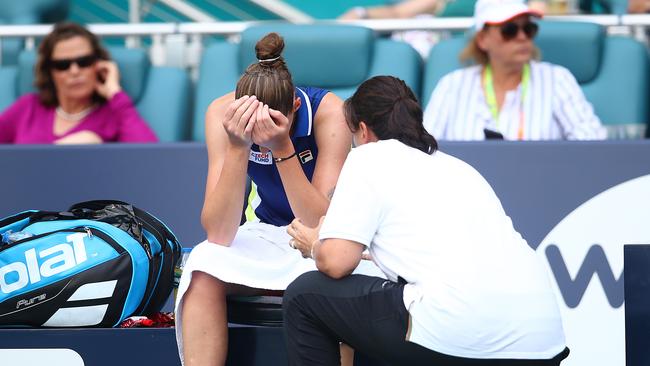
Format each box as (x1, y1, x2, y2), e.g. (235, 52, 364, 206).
(319, 139, 565, 359)
(423, 61, 606, 140)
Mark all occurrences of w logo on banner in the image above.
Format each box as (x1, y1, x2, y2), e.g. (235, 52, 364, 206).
(545, 244, 623, 308)
(536, 174, 650, 366)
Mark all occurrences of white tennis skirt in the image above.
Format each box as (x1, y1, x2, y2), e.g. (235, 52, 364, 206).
(174, 221, 384, 362)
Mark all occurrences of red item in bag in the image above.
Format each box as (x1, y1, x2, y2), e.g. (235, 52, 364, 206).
(118, 312, 175, 328)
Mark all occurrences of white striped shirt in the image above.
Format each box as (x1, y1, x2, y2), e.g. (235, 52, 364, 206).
(423, 61, 607, 140)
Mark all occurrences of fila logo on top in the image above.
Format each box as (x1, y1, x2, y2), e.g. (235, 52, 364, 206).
(0, 233, 89, 294)
(299, 150, 313, 164)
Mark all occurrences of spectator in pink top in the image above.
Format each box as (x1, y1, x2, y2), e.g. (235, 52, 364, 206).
(0, 22, 158, 144)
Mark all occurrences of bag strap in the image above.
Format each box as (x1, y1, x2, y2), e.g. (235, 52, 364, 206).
(0, 210, 40, 228)
(131, 206, 179, 245)
(69, 200, 179, 246)
(23, 210, 78, 223)
(68, 200, 131, 212)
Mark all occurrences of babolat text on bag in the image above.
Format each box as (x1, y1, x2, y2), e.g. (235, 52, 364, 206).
(0, 200, 181, 327)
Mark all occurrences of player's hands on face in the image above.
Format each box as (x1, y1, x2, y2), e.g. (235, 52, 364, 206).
(222, 95, 260, 148)
(252, 102, 292, 152)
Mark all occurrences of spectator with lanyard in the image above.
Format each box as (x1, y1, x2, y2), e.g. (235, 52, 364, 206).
(284, 75, 568, 365)
(174, 32, 380, 366)
(423, 0, 606, 140)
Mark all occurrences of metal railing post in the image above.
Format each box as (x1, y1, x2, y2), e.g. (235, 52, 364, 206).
(127, 0, 142, 48)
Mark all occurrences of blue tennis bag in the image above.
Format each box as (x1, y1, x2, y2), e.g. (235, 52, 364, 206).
(0, 200, 181, 327)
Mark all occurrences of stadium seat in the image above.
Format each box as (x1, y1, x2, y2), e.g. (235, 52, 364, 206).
(0, 0, 69, 65)
(422, 20, 650, 136)
(0, 66, 17, 112)
(579, 0, 628, 15)
(227, 296, 283, 327)
(0, 46, 192, 141)
(438, 0, 476, 17)
(192, 23, 422, 141)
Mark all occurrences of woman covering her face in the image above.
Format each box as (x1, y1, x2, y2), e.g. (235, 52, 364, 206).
(174, 32, 381, 365)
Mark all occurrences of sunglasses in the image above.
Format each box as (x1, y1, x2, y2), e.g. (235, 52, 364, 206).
(49, 54, 98, 71)
(498, 22, 539, 41)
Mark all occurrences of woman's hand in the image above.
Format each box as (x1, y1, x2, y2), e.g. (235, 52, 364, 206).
(287, 216, 324, 258)
(252, 103, 292, 153)
(54, 130, 103, 145)
(222, 96, 259, 148)
(94, 60, 122, 100)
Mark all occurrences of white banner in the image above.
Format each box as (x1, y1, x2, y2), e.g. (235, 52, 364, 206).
(537, 174, 650, 366)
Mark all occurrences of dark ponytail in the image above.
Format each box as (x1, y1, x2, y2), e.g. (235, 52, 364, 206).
(344, 76, 438, 155)
(235, 32, 295, 116)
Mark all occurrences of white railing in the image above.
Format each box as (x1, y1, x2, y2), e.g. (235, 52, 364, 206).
(0, 15, 648, 68)
(4, 14, 650, 38)
(0, 23, 177, 65)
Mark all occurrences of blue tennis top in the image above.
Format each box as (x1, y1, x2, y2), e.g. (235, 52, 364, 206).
(246, 86, 329, 226)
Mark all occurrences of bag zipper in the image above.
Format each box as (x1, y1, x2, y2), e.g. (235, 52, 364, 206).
(0, 226, 125, 255)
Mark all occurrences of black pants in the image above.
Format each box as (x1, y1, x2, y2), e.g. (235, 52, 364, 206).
(283, 271, 569, 366)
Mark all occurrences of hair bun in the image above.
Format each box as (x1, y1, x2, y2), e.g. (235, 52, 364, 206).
(255, 32, 285, 61)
